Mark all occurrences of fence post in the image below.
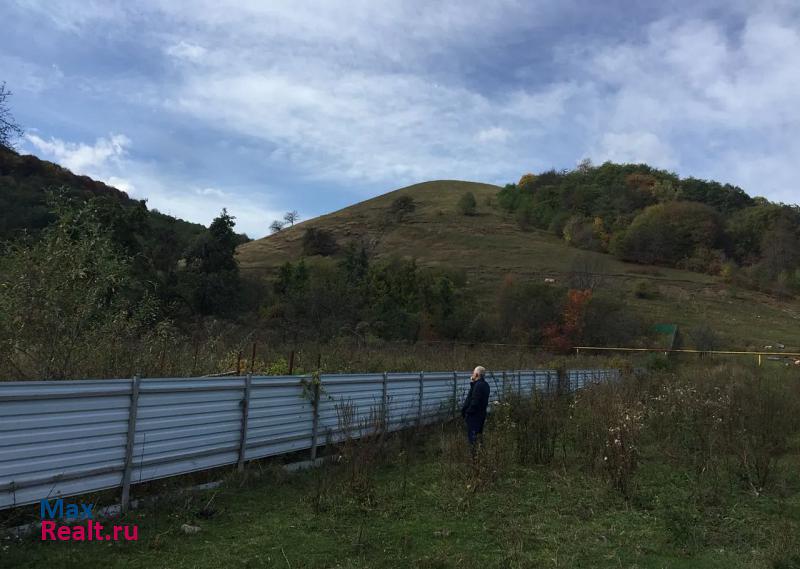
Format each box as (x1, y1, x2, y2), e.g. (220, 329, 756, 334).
(502, 371, 507, 400)
(309, 377, 321, 460)
(382, 371, 389, 430)
(418, 371, 424, 427)
(452, 371, 458, 419)
(121, 375, 140, 513)
(517, 371, 522, 394)
(237, 373, 252, 472)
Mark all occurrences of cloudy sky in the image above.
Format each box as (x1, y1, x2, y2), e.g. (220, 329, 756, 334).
(3, 1, 799, 237)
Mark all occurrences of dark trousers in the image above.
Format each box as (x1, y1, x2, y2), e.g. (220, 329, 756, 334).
(465, 415, 486, 446)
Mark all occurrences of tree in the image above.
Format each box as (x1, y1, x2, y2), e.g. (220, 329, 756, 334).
(563, 215, 603, 251)
(0, 82, 23, 150)
(269, 220, 285, 234)
(283, 210, 300, 226)
(518, 173, 537, 192)
(180, 209, 241, 315)
(458, 191, 477, 216)
(568, 253, 608, 291)
(758, 216, 800, 281)
(302, 227, 339, 256)
(515, 200, 536, 231)
(0, 196, 159, 379)
(387, 195, 416, 223)
(612, 201, 722, 266)
(543, 289, 593, 353)
(497, 276, 563, 343)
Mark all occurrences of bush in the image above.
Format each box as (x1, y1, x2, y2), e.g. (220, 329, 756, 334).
(690, 324, 720, 353)
(563, 215, 603, 251)
(457, 191, 477, 216)
(646, 366, 800, 490)
(0, 197, 163, 380)
(302, 227, 339, 257)
(634, 280, 659, 299)
(387, 195, 416, 223)
(507, 391, 570, 466)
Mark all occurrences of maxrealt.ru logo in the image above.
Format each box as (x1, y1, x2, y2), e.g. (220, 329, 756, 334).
(40, 499, 138, 542)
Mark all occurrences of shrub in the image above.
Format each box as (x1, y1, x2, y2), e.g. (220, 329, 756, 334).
(646, 366, 800, 491)
(726, 373, 800, 491)
(457, 191, 477, 216)
(563, 215, 603, 251)
(690, 324, 720, 353)
(387, 195, 416, 223)
(634, 280, 658, 299)
(507, 391, 570, 466)
(515, 200, 536, 231)
(603, 400, 644, 498)
(302, 227, 339, 257)
(569, 378, 644, 497)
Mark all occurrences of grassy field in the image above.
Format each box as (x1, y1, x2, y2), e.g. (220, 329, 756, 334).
(236, 180, 800, 351)
(4, 435, 798, 568)
(5, 365, 800, 569)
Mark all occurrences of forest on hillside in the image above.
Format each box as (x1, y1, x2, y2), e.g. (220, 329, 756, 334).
(498, 160, 800, 297)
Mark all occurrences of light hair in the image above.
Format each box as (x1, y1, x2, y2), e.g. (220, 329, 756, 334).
(473, 366, 485, 378)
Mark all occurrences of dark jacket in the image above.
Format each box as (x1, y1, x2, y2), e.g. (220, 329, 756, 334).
(461, 377, 490, 420)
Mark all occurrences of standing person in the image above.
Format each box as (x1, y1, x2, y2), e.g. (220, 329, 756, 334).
(461, 366, 491, 451)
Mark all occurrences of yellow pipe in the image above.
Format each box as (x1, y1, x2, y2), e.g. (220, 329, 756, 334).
(574, 346, 800, 358)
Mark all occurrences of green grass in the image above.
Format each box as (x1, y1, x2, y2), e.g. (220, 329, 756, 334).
(236, 180, 800, 351)
(5, 426, 799, 569)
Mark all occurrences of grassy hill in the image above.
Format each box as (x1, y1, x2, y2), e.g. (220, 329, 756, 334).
(238, 180, 800, 351)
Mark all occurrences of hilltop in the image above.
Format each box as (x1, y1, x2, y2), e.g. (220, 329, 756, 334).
(0, 146, 208, 244)
(238, 179, 800, 351)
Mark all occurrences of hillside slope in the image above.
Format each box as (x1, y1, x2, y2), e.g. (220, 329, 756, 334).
(0, 146, 207, 243)
(238, 180, 800, 351)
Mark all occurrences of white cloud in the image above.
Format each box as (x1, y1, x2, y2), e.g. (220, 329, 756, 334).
(195, 187, 228, 198)
(165, 41, 207, 62)
(476, 127, 510, 144)
(25, 133, 130, 174)
(593, 132, 677, 169)
(23, 132, 284, 237)
(105, 176, 135, 195)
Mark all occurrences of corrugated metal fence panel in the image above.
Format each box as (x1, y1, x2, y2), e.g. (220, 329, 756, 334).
(317, 374, 383, 444)
(0, 379, 133, 509)
(247, 376, 312, 460)
(455, 372, 472, 403)
(538, 370, 557, 393)
(568, 369, 619, 390)
(386, 373, 421, 431)
(131, 377, 245, 484)
(421, 372, 454, 422)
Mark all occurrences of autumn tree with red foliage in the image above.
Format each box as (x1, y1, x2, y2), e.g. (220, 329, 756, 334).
(543, 289, 593, 353)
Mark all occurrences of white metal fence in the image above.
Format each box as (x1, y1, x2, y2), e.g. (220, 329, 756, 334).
(0, 368, 619, 510)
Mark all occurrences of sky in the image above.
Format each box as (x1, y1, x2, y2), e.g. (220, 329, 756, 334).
(2, 0, 800, 237)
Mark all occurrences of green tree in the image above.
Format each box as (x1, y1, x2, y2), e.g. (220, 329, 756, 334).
(302, 227, 339, 256)
(386, 195, 416, 223)
(612, 202, 722, 266)
(180, 209, 241, 316)
(0, 196, 159, 379)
